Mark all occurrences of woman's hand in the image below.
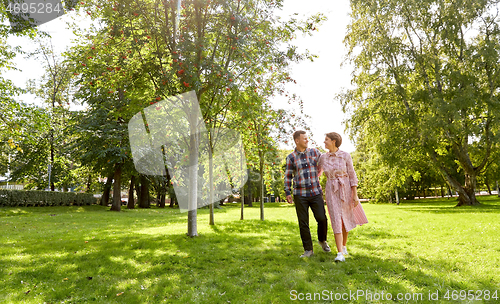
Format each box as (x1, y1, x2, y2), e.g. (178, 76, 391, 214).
(352, 196, 359, 207)
(351, 187, 359, 207)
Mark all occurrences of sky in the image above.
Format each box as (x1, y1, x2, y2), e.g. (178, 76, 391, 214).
(274, 0, 354, 151)
(4, 0, 355, 152)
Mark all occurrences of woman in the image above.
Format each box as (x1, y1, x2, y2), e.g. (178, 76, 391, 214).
(319, 132, 368, 262)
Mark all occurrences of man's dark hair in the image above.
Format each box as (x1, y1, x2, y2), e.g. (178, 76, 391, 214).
(293, 130, 306, 142)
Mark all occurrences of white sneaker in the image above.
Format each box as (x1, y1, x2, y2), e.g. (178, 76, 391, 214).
(300, 250, 313, 258)
(335, 252, 345, 262)
(343, 246, 348, 255)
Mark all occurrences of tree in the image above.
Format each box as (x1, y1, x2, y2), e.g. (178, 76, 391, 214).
(67, 92, 134, 210)
(71, 0, 324, 234)
(479, 145, 500, 195)
(26, 38, 77, 191)
(0, 15, 35, 175)
(340, 0, 500, 206)
(2, 102, 48, 187)
(229, 90, 311, 220)
(351, 134, 453, 203)
(240, 98, 290, 220)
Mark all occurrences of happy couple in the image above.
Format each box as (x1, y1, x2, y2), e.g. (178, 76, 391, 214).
(284, 130, 368, 262)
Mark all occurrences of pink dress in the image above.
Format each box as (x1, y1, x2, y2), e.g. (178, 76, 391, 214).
(319, 150, 368, 234)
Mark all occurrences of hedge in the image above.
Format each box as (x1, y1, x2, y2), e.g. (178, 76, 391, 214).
(0, 189, 97, 207)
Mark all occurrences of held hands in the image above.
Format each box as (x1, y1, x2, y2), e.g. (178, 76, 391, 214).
(286, 195, 293, 204)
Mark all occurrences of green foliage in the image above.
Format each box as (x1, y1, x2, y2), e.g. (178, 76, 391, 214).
(351, 140, 455, 202)
(5, 103, 50, 186)
(0, 5, 42, 164)
(63, 0, 324, 218)
(340, 0, 500, 205)
(0, 48, 26, 164)
(0, 189, 96, 207)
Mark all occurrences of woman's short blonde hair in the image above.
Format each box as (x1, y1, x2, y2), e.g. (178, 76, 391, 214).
(326, 132, 342, 148)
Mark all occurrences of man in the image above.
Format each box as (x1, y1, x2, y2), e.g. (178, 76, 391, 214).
(285, 130, 330, 257)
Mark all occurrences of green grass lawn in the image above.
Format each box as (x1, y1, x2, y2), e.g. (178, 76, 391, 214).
(1, 196, 499, 303)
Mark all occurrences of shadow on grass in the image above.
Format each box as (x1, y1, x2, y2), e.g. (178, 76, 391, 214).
(0, 205, 194, 228)
(3, 215, 498, 303)
(331, 249, 499, 299)
(395, 196, 500, 214)
(2, 200, 500, 303)
(2, 218, 298, 303)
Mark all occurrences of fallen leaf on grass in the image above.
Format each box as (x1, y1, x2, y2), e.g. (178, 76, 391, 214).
(63, 278, 68, 281)
(85, 241, 88, 243)
(117, 292, 124, 296)
(25, 290, 30, 295)
(87, 277, 93, 280)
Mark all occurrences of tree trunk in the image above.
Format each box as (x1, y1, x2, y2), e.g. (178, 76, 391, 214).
(86, 174, 92, 192)
(187, 129, 199, 237)
(110, 163, 122, 211)
(139, 175, 150, 208)
(50, 129, 55, 192)
(240, 148, 245, 220)
(127, 175, 135, 209)
(101, 171, 114, 206)
(485, 179, 492, 195)
(157, 178, 167, 208)
(240, 174, 245, 220)
(247, 169, 253, 207)
(496, 180, 499, 197)
(429, 152, 480, 206)
(135, 175, 141, 206)
(456, 173, 480, 206)
(259, 159, 264, 221)
(159, 193, 166, 208)
(209, 145, 214, 225)
(395, 187, 400, 205)
(169, 187, 176, 207)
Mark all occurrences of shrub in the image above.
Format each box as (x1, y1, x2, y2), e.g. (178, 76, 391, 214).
(0, 189, 97, 207)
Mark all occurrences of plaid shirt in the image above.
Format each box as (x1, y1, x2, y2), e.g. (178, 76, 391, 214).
(284, 148, 323, 197)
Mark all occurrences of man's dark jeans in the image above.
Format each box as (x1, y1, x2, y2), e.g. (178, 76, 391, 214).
(294, 194, 328, 251)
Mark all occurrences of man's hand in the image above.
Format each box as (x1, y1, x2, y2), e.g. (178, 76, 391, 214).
(286, 195, 293, 204)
